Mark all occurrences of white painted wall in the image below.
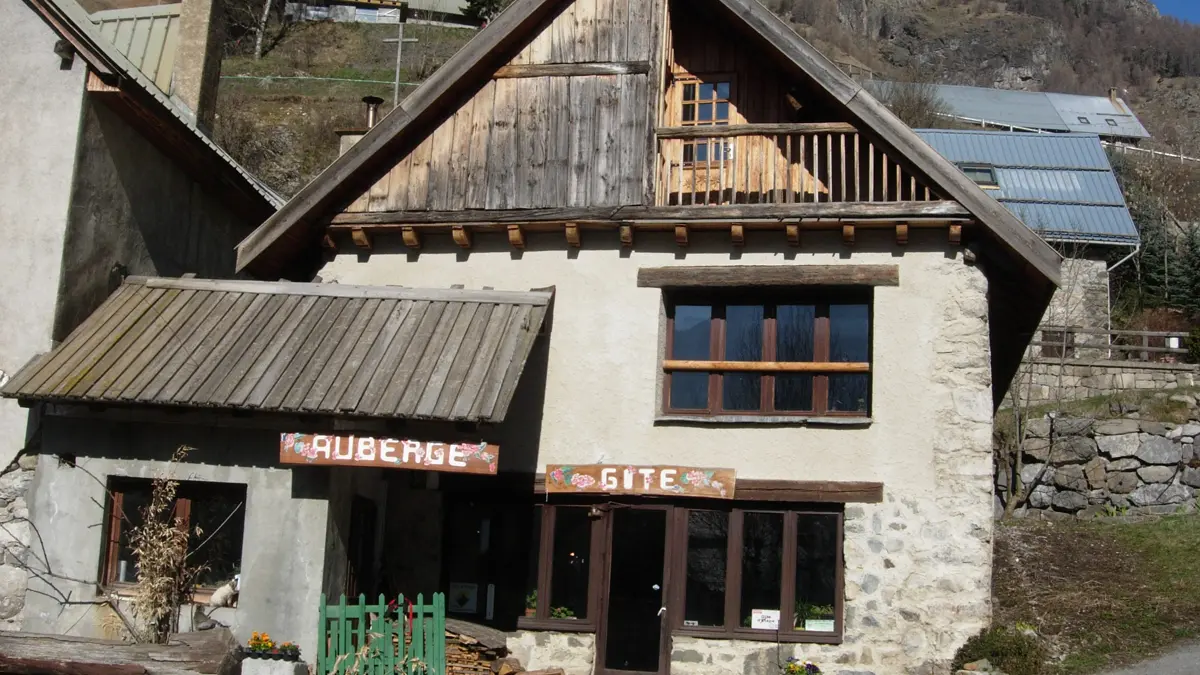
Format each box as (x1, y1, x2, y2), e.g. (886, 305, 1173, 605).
(320, 227, 997, 673)
(0, 2, 86, 467)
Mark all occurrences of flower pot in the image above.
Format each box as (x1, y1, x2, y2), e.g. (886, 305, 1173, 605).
(524, 608, 536, 617)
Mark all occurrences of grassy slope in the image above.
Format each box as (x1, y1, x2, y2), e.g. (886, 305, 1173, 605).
(995, 516, 1200, 674)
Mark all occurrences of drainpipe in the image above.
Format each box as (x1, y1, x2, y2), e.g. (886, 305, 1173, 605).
(1105, 243, 1141, 344)
(1107, 244, 1140, 274)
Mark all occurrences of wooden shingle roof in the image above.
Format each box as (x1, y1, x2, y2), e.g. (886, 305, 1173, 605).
(2, 277, 552, 423)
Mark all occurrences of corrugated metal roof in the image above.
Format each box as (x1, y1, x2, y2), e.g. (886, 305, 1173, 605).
(916, 129, 1139, 245)
(2, 277, 552, 423)
(90, 4, 180, 92)
(867, 82, 1151, 140)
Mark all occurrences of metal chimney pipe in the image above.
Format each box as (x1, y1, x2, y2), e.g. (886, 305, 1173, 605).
(363, 95, 385, 128)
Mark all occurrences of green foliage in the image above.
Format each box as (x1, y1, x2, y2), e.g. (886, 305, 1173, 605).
(549, 606, 576, 619)
(1188, 327, 1200, 364)
(462, 0, 512, 22)
(952, 626, 1047, 675)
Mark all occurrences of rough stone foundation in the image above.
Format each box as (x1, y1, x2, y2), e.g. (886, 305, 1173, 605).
(1015, 360, 1198, 406)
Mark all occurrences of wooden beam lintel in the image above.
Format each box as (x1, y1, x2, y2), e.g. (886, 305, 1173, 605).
(494, 61, 652, 78)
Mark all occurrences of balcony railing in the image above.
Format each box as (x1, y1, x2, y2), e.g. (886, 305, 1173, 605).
(1031, 326, 1193, 364)
(655, 123, 937, 207)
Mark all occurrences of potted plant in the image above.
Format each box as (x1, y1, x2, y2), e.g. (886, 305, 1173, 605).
(243, 633, 301, 662)
(784, 658, 822, 674)
(525, 591, 537, 617)
(278, 642, 301, 661)
(549, 606, 575, 619)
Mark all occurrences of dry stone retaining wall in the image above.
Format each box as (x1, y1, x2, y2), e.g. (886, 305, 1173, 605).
(1000, 409, 1200, 518)
(0, 456, 36, 630)
(1015, 360, 1198, 406)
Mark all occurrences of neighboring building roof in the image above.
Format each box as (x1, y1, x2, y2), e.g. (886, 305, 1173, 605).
(2, 276, 552, 423)
(916, 130, 1140, 247)
(26, 0, 284, 210)
(90, 3, 180, 92)
(233, 0, 1061, 290)
(866, 81, 1151, 140)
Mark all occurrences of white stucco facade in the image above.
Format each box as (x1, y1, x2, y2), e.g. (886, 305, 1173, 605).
(320, 227, 997, 675)
(0, 0, 87, 468)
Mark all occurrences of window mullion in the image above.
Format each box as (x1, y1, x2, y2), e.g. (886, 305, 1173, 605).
(780, 511, 798, 633)
(814, 306, 831, 415)
(710, 311, 725, 415)
(763, 309, 776, 412)
(537, 505, 555, 620)
(724, 509, 743, 634)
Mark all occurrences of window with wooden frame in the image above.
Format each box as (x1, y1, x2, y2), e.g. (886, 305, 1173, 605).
(679, 77, 733, 163)
(663, 290, 872, 418)
(521, 504, 604, 630)
(101, 478, 246, 591)
(672, 507, 843, 643)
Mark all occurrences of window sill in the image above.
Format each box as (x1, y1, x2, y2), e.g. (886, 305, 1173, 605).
(655, 414, 871, 427)
(101, 583, 228, 606)
(674, 627, 842, 644)
(516, 617, 597, 633)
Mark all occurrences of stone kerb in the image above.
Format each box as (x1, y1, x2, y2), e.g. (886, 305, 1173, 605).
(999, 403, 1200, 519)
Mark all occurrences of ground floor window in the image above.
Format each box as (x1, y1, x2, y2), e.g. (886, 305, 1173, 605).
(102, 478, 246, 591)
(674, 508, 842, 641)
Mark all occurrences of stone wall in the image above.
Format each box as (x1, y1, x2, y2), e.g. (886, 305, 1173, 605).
(999, 405, 1200, 518)
(1014, 359, 1198, 406)
(507, 631, 595, 675)
(0, 457, 36, 630)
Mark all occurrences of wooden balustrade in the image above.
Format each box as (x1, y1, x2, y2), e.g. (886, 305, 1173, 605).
(656, 124, 935, 207)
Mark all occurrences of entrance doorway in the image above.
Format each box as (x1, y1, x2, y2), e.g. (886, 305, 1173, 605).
(597, 508, 670, 675)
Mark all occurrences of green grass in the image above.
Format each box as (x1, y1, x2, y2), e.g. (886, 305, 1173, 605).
(994, 516, 1200, 674)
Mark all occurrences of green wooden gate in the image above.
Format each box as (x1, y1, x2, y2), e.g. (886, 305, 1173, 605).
(318, 593, 446, 675)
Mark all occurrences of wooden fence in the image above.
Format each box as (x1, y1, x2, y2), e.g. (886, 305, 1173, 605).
(1031, 326, 1192, 363)
(318, 593, 447, 675)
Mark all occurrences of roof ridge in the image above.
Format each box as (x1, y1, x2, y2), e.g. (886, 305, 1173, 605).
(125, 276, 554, 305)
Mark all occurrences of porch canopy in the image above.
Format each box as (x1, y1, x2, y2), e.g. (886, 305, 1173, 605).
(2, 276, 552, 423)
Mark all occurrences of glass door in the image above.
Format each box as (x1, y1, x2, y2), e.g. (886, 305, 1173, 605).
(597, 507, 670, 675)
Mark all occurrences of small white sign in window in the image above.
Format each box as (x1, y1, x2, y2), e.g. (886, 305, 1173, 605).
(750, 609, 781, 630)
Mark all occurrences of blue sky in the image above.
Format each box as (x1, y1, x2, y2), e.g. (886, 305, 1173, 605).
(1155, 0, 1200, 23)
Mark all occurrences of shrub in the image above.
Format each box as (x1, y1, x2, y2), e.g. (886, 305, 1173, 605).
(1187, 327, 1200, 364)
(951, 626, 1048, 675)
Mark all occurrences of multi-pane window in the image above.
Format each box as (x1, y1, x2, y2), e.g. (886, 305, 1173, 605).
(102, 479, 246, 590)
(524, 505, 600, 627)
(676, 508, 842, 642)
(957, 163, 998, 188)
(663, 292, 872, 417)
(680, 79, 732, 163)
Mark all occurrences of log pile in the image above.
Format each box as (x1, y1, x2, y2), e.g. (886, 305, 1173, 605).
(444, 619, 509, 675)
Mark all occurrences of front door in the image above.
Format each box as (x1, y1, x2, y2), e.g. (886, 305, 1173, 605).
(597, 508, 671, 675)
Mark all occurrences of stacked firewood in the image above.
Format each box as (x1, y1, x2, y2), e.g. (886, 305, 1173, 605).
(445, 629, 504, 675)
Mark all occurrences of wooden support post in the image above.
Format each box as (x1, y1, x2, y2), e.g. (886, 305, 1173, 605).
(619, 224, 634, 248)
(786, 224, 800, 247)
(507, 225, 526, 249)
(451, 226, 472, 249)
(730, 224, 745, 247)
(401, 226, 421, 250)
(895, 222, 909, 245)
(948, 224, 962, 245)
(674, 225, 689, 247)
(351, 227, 372, 250)
(842, 224, 855, 246)
(565, 223, 581, 248)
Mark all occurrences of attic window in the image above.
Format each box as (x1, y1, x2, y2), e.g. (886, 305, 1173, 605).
(1106, 119, 1119, 127)
(1077, 116, 1090, 124)
(958, 164, 998, 188)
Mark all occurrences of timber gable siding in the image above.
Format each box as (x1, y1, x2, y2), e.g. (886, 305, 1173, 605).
(235, 0, 1060, 293)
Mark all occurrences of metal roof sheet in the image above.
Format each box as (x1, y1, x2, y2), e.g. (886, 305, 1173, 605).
(867, 82, 1151, 140)
(90, 3, 180, 92)
(916, 129, 1139, 245)
(2, 277, 552, 422)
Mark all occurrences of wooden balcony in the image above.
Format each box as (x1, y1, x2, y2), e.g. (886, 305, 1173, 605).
(655, 123, 937, 207)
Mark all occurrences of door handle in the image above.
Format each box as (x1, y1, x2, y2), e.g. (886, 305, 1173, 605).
(657, 606, 667, 617)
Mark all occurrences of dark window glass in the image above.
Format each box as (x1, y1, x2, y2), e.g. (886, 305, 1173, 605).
(723, 305, 763, 411)
(695, 141, 710, 163)
(186, 487, 245, 587)
(526, 508, 541, 616)
(114, 488, 150, 583)
(793, 515, 838, 632)
(684, 511, 728, 627)
(716, 82, 730, 99)
(1106, 118, 1118, 126)
(683, 84, 696, 100)
(699, 83, 715, 99)
(775, 305, 815, 411)
(698, 103, 713, 122)
(682, 104, 695, 122)
(549, 508, 591, 620)
(829, 304, 869, 412)
(1078, 116, 1090, 124)
(671, 305, 712, 410)
(739, 512, 783, 628)
(716, 102, 730, 121)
